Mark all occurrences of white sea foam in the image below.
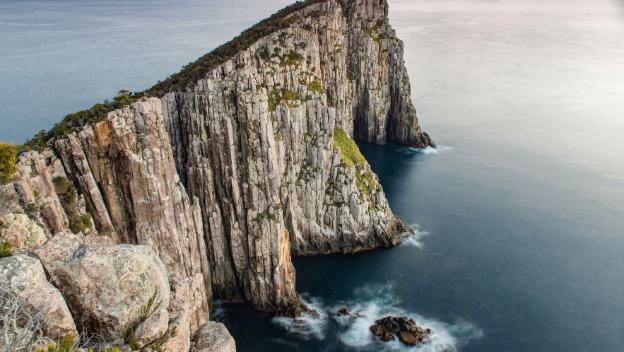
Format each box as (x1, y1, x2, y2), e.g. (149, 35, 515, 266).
(401, 223, 430, 248)
(271, 295, 329, 340)
(272, 284, 482, 350)
(337, 284, 483, 352)
(404, 145, 453, 155)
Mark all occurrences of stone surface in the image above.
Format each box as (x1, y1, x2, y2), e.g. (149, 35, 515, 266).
(52, 244, 170, 346)
(193, 322, 236, 352)
(369, 316, 432, 346)
(0, 213, 47, 250)
(0, 254, 77, 339)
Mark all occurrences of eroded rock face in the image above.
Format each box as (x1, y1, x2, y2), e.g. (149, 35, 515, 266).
(0, 213, 47, 250)
(193, 322, 236, 352)
(52, 244, 170, 346)
(0, 255, 77, 339)
(369, 316, 432, 346)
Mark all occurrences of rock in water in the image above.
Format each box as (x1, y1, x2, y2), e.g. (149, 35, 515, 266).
(369, 316, 432, 346)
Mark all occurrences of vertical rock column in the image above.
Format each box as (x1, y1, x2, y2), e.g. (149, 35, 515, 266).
(55, 98, 212, 330)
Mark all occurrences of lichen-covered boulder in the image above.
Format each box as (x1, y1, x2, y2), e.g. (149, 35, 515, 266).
(53, 244, 170, 347)
(193, 322, 236, 352)
(0, 254, 77, 338)
(33, 231, 113, 285)
(0, 213, 47, 250)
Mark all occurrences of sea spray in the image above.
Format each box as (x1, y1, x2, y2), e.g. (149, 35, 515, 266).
(271, 295, 329, 340)
(270, 284, 482, 351)
(401, 223, 430, 248)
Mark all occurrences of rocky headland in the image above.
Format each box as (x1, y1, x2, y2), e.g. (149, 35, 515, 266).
(0, 0, 433, 350)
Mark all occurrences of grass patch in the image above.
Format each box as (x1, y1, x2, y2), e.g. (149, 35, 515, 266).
(307, 80, 325, 94)
(280, 49, 304, 66)
(0, 142, 18, 184)
(268, 88, 302, 112)
(332, 128, 381, 206)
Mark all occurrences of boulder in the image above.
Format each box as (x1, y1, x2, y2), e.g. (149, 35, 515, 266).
(0, 213, 47, 250)
(0, 254, 77, 339)
(194, 322, 236, 352)
(369, 316, 431, 346)
(52, 244, 170, 348)
(33, 231, 113, 285)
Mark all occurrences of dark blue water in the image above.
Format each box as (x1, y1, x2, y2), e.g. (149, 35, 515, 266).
(2, 0, 623, 351)
(218, 140, 624, 351)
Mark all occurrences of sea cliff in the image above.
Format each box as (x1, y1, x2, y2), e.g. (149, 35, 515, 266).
(0, 0, 432, 350)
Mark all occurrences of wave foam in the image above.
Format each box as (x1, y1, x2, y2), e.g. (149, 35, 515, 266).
(401, 223, 430, 248)
(271, 295, 328, 340)
(271, 284, 482, 351)
(403, 145, 453, 155)
(337, 284, 483, 351)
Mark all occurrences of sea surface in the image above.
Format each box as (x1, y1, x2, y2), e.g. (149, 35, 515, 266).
(1, 0, 623, 351)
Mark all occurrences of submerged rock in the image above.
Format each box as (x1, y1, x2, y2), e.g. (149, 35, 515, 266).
(369, 316, 432, 346)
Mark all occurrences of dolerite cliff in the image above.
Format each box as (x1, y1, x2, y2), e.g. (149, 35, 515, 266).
(0, 0, 432, 350)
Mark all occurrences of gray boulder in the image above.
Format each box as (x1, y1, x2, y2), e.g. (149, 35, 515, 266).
(0, 254, 77, 339)
(53, 244, 170, 348)
(193, 322, 236, 352)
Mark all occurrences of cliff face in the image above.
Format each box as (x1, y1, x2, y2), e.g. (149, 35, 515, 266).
(5, 0, 431, 345)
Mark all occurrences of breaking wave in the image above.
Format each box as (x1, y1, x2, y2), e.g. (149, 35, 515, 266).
(336, 284, 482, 351)
(401, 223, 430, 248)
(271, 295, 329, 340)
(402, 145, 453, 155)
(271, 284, 482, 351)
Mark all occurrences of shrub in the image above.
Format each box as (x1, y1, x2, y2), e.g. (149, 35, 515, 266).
(0, 142, 18, 184)
(53, 176, 92, 234)
(0, 241, 11, 258)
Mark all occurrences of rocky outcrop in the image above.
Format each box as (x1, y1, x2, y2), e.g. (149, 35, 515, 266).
(0, 255, 77, 339)
(0, 213, 47, 250)
(369, 316, 432, 346)
(7, 0, 431, 348)
(193, 322, 236, 352)
(52, 244, 170, 347)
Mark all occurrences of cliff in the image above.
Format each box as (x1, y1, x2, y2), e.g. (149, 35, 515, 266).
(1, 0, 432, 350)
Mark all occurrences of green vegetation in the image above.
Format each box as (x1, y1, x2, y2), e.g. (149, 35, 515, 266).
(22, 90, 149, 152)
(333, 128, 381, 207)
(0, 241, 11, 258)
(268, 88, 302, 112)
(53, 176, 92, 234)
(0, 142, 18, 184)
(127, 289, 161, 350)
(307, 79, 325, 94)
(363, 19, 385, 43)
(35, 336, 78, 352)
(280, 49, 304, 66)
